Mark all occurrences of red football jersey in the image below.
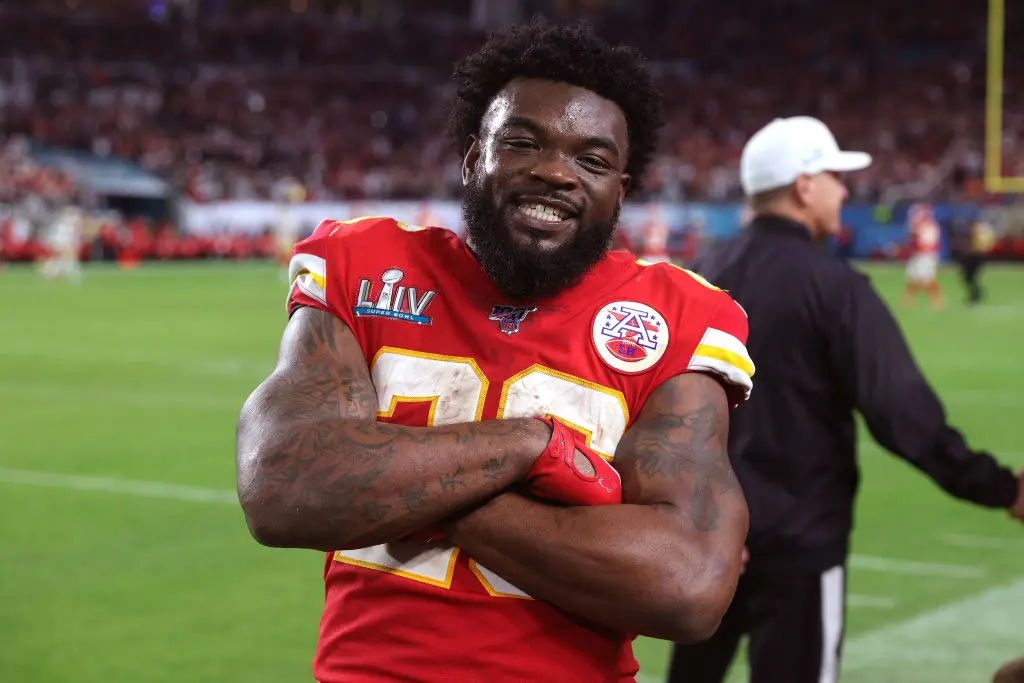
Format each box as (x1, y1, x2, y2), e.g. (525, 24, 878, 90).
(286, 217, 755, 683)
(908, 207, 941, 256)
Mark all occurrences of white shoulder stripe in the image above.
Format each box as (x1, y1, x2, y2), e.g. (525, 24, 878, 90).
(288, 253, 326, 283)
(688, 356, 754, 399)
(687, 327, 755, 401)
(287, 253, 328, 308)
(700, 328, 749, 358)
(690, 328, 755, 377)
(293, 273, 327, 306)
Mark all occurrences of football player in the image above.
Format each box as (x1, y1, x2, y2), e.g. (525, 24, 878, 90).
(902, 202, 946, 309)
(41, 205, 83, 284)
(237, 18, 755, 683)
(274, 182, 303, 281)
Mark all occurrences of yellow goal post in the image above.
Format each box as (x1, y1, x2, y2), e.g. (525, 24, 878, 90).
(985, 0, 1024, 192)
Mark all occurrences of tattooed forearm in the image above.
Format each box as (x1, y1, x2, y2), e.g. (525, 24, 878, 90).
(399, 483, 429, 513)
(439, 465, 467, 491)
(482, 455, 509, 480)
(361, 500, 391, 524)
(236, 307, 551, 551)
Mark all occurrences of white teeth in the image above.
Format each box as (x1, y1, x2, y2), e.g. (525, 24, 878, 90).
(519, 202, 569, 223)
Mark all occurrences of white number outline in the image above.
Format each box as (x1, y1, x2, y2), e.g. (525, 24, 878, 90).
(333, 348, 630, 600)
(497, 363, 630, 461)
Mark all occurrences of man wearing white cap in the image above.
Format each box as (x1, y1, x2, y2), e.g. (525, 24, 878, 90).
(666, 117, 1024, 683)
(736, 115, 871, 237)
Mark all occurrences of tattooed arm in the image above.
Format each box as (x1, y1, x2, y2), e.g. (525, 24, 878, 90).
(236, 307, 550, 552)
(442, 372, 748, 643)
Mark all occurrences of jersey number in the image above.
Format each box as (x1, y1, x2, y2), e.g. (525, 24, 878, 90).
(334, 347, 630, 599)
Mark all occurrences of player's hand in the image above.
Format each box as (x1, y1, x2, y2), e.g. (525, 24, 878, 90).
(1009, 469, 1024, 523)
(525, 417, 622, 506)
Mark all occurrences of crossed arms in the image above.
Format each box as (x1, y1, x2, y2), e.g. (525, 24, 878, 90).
(236, 307, 749, 642)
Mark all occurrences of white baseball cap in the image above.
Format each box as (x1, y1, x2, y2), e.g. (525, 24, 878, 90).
(739, 116, 872, 195)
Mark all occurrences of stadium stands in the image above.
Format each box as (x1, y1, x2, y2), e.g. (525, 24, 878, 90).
(0, 0, 1012, 203)
(2, 0, 1024, 262)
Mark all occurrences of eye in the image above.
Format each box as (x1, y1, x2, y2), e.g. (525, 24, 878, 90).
(579, 155, 611, 172)
(503, 138, 538, 151)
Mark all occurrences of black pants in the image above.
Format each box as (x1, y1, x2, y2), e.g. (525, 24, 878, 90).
(959, 254, 984, 303)
(667, 565, 846, 683)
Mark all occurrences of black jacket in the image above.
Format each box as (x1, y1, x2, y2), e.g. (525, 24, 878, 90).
(695, 214, 1017, 571)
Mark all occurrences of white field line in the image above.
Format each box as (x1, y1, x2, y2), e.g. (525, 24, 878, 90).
(0, 467, 238, 504)
(0, 383, 242, 412)
(940, 532, 1024, 551)
(848, 554, 987, 579)
(846, 594, 896, 609)
(839, 578, 1024, 682)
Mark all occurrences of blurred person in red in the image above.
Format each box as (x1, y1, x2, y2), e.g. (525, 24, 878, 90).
(236, 18, 755, 683)
(901, 202, 946, 310)
(611, 224, 635, 252)
(414, 201, 444, 228)
(639, 202, 672, 263)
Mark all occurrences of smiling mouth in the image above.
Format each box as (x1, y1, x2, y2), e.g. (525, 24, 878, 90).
(518, 201, 572, 223)
(510, 201, 579, 235)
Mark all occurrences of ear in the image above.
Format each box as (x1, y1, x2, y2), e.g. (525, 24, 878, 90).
(793, 174, 814, 206)
(618, 173, 632, 205)
(462, 136, 481, 186)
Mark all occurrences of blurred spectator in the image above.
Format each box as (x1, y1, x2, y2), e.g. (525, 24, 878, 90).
(0, 0, 1012, 203)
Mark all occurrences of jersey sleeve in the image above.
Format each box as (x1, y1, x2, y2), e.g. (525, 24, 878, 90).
(687, 292, 755, 407)
(286, 216, 392, 329)
(287, 220, 332, 316)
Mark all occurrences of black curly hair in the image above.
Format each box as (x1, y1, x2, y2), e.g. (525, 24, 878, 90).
(447, 17, 665, 193)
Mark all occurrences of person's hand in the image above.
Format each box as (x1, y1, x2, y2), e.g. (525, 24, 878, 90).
(740, 546, 750, 575)
(1009, 469, 1024, 523)
(525, 418, 622, 506)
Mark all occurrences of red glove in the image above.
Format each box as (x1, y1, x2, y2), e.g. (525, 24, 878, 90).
(526, 417, 622, 506)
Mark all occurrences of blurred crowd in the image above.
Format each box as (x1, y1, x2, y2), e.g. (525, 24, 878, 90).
(0, 0, 1018, 205)
(0, 136, 286, 262)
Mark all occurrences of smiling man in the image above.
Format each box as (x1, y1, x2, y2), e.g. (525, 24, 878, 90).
(236, 18, 755, 683)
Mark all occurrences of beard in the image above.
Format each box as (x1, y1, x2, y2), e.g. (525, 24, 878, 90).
(462, 176, 618, 302)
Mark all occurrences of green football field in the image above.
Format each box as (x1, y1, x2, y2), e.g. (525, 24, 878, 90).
(0, 261, 1021, 683)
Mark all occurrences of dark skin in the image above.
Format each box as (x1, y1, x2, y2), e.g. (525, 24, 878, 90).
(462, 77, 629, 254)
(236, 78, 748, 642)
(236, 307, 552, 551)
(445, 372, 748, 642)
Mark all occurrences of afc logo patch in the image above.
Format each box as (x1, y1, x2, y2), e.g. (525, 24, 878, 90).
(591, 300, 669, 374)
(488, 305, 536, 335)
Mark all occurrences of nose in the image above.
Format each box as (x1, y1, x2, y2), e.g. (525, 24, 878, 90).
(529, 151, 579, 190)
